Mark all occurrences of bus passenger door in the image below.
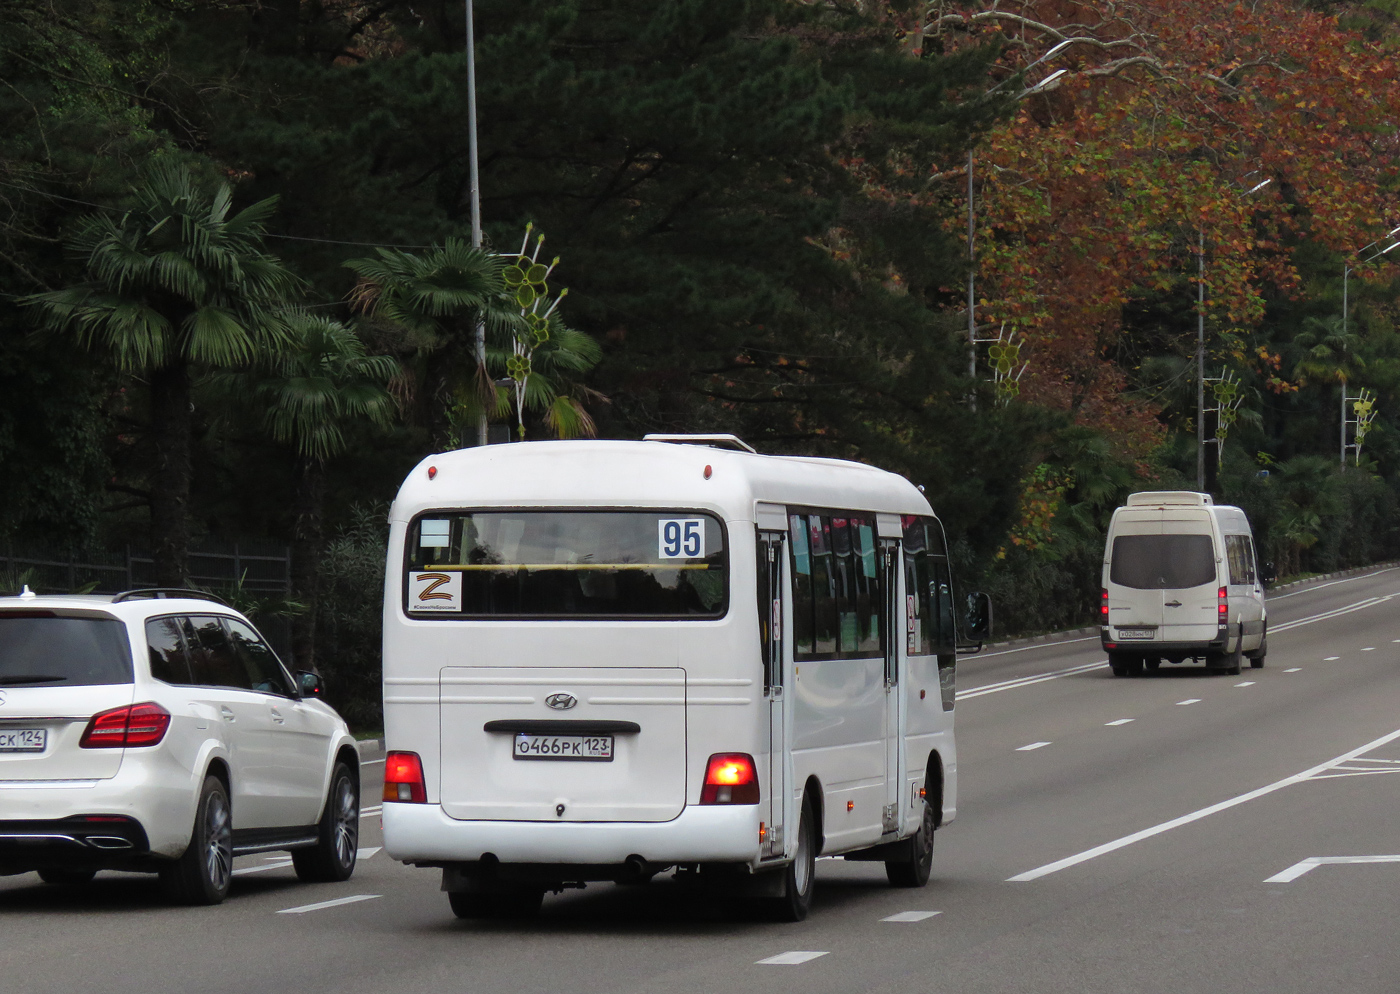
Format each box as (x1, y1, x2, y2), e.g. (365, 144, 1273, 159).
(881, 539, 903, 837)
(757, 530, 788, 860)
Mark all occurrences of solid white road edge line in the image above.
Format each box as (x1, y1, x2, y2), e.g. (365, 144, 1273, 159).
(1007, 725, 1400, 882)
(360, 805, 382, 817)
(959, 660, 1107, 700)
(1268, 566, 1398, 600)
(1264, 854, 1400, 883)
(882, 911, 942, 922)
(973, 636, 1099, 660)
(1271, 593, 1397, 634)
(756, 952, 829, 965)
(278, 894, 381, 914)
(233, 860, 292, 877)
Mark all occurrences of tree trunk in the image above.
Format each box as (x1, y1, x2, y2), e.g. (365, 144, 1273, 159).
(148, 361, 192, 587)
(291, 456, 326, 672)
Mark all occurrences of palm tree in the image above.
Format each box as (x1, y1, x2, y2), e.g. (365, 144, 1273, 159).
(344, 239, 515, 444)
(246, 314, 398, 669)
(25, 162, 300, 585)
(484, 320, 604, 439)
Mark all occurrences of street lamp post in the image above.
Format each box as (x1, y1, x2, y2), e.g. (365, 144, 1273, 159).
(465, 0, 488, 446)
(1338, 228, 1400, 464)
(1196, 178, 1272, 491)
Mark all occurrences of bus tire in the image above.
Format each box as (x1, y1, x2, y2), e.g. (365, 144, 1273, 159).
(448, 886, 544, 920)
(1108, 653, 1128, 677)
(770, 796, 816, 922)
(885, 793, 935, 888)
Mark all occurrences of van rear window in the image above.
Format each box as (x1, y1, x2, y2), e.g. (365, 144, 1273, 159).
(404, 511, 727, 618)
(1110, 535, 1216, 589)
(0, 615, 134, 686)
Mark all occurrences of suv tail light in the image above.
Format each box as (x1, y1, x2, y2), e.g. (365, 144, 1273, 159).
(1218, 585, 1229, 622)
(1100, 588, 1109, 621)
(700, 753, 759, 805)
(79, 702, 171, 749)
(383, 751, 427, 803)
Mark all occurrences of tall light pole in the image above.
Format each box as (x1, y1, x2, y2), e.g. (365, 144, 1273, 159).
(1196, 177, 1272, 491)
(466, 0, 487, 446)
(1339, 228, 1400, 464)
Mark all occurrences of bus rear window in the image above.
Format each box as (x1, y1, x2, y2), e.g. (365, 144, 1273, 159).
(1110, 534, 1216, 589)
(0, 615, 134, 686)
(404, 511, 727, 618)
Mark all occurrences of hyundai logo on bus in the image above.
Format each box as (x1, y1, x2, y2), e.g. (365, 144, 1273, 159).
(545, 693, 578, 711)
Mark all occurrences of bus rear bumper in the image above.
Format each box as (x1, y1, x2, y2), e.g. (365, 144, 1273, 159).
(383, 802, 762, 867)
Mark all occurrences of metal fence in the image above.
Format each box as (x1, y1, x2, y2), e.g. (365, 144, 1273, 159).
(0, 541, 292, 597)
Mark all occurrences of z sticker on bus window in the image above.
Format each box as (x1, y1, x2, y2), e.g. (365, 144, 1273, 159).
(410, 571, 462, 611)
(658, 518, 705, 560)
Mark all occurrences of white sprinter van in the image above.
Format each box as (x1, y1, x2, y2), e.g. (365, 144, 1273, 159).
(379, 435, 989, 922)
(1100, 491, 1269, 677)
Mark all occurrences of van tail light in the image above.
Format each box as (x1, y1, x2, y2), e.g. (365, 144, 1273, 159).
(383, 751, 427, 803)
(700, 753, 760, 805)
(1218, 585, 1229, 621)
(79, 703, 171, 749)
(1100, 589, 1109, 621)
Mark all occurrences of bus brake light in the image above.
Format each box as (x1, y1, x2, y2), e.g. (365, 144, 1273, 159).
(1218, 585, 1228, 621)
(384, 751, 427, 803)
(1100, 589, 1109, 621)
(700, 753, 759, 804)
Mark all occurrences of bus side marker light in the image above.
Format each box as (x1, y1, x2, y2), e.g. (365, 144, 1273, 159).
(759, 822, 767, 842)
(919, 788, 926, 799)
(383, 751, 427, 804)
(427, 466, 437, 480)
(704, 464, 712, 480)
(700, 753, 759, 804)
(920, 689, 926, 699)
(847, 801, 854, 812)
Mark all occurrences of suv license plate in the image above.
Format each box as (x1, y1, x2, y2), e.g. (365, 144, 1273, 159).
(1116, 628, 1156, 640)
(513, 733, 614, 762)
(0, 728, 46, 752)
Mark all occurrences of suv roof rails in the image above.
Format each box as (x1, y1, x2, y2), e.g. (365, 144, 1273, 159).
(112, 588, 230, 606)
(642, 433, 758, 454)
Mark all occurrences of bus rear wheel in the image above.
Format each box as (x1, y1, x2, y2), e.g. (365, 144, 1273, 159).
(769, 796, 816, 922)
(885, 796, 935, 888)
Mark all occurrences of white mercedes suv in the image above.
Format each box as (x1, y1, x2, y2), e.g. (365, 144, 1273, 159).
(0, 588, 361, 904)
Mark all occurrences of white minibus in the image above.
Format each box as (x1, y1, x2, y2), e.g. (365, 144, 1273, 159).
(1101, 491, 1272, 676)
(380, 435, 989, 921)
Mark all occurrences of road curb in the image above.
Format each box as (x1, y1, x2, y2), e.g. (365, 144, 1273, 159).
(980, 561, 1400, 655)
(356, 738, 384, 757)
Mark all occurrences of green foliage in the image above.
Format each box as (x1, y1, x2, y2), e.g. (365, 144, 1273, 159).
(314, 504, 388, 730)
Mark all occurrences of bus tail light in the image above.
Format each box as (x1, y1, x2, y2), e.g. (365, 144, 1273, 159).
(79, 703, 171, 749)
(700, 753, 759, 804)
(1218, 585, 1229, 622)
(383, 751, 427, 803)
(1100, 589, 1109, 621)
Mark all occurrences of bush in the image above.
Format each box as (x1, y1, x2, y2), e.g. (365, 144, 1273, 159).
(316, 504, 388, 731)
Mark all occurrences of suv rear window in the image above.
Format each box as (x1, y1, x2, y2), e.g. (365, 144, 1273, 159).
(0, 614, 134, 687)
(1110, 534, 1216, 589)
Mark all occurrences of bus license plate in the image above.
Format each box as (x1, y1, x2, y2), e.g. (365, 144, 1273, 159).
(1116, 627, 1156, 639)
(0, 728, 46, 752)
(513, 733, 614, 762)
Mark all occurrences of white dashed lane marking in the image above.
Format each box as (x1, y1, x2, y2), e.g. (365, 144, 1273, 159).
(360, 805, 382, 817)
(1325, 656, 1340, 661)
(1265, 855, 1400, 883)
(1016, 742, 1052, 752)
(1362, 647, 1375, 651)
(882, 911, 942, 922)
(1105, 718, 1135, 726)
(1235, 681, 1256, 687)
(278, 894, 381, 915)
(757, 952, 829, 965)
(1284, 668, 1302, 673)
(1176, 699, 1201, 706)
(235, 848, 378, 878)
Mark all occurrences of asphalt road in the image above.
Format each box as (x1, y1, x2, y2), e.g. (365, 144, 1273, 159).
(4, 567, 1400, 994)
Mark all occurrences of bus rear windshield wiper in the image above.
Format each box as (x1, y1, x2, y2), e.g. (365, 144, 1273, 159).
(0, 675, 68, 685)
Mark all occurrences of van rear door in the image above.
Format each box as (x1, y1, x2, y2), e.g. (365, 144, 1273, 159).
(1106, 513, 1165, 639)
(1159, 512, 1219, 644)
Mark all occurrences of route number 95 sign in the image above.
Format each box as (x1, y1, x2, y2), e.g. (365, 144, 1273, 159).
(658, 518, 705, 559)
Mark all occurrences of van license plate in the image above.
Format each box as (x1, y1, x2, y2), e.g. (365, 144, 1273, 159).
(1116, 627, 1155, 640)
(0, 728, 46, 752)
(513, 734, 614, 762)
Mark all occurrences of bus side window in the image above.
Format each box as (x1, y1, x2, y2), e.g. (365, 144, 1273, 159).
(901, 515, 933, 657)
(789, 515, 815, 659)
(810, 516, 838, 657)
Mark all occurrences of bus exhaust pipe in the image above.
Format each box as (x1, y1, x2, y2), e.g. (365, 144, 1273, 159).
(618, 855, 652, 884)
